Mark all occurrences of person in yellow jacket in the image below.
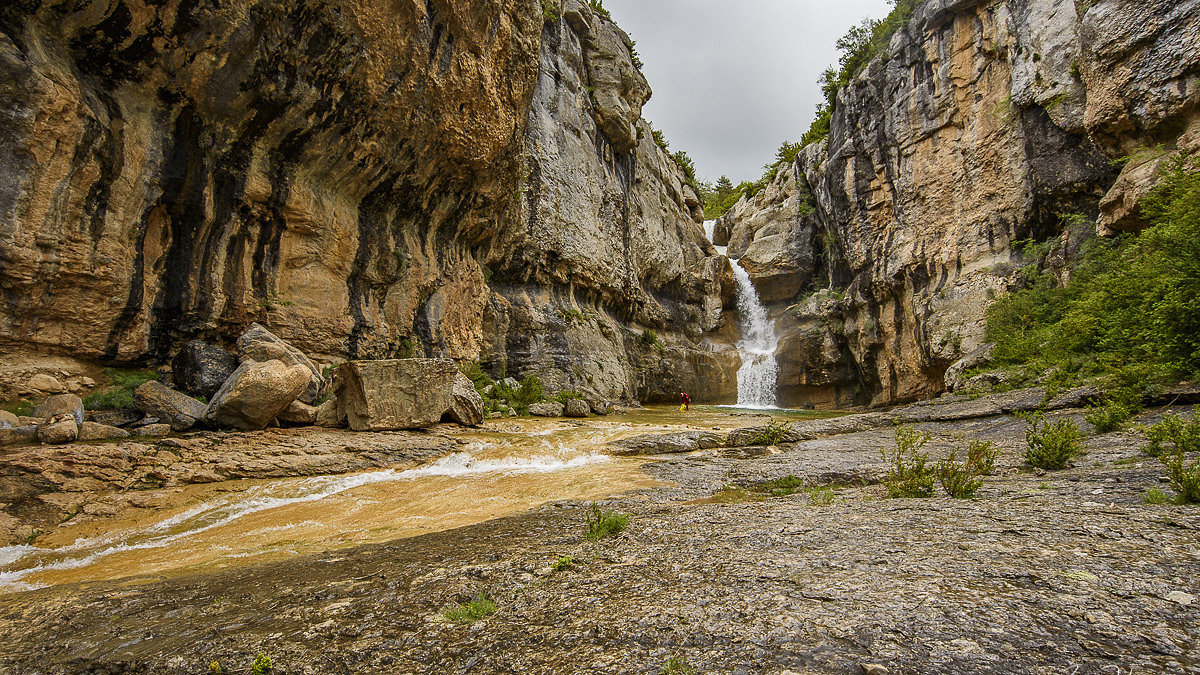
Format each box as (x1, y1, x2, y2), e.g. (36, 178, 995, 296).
(679, 391, 690, 412)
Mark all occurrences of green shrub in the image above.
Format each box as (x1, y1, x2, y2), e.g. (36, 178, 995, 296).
(750, 420, 791, 446)
(759, 474, 804, 497)
(985, 156, 1200, 389)
(552, 390, 584, 405)
(250, 654, 272, 675)
(1142, 411, 1200, 456)
(552, 555, 575, 572)
(489, 374, 546, 415)
(441, 594, 498, 625)
(1160, 448, 1200, 504)
(2, 399, 36, 416)
(84, 367, 158, 410)
(584, 502, 627, 541)
(661, 655, 695, 675)
(807, 487, 836, 506)
(965, 440, 998, 476)
(460, 360, 494, 394)
(1148, 416, 1200, 503)
(557, 308, 585, 325)
(671, 150, 701, 195)
(587, 0, 610, 20)
(936, 449, 984, 498)
(540, 0, 558, 23)
(1143, 488, 1173, 505)
(1084, 391, 1142, 433)
(638, 329, 665, 353)
(1017, 411, 1086, 470)
(881, 425, 936, 498)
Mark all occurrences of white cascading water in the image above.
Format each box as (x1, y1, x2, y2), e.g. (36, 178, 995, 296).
(704, 221, 779, 408)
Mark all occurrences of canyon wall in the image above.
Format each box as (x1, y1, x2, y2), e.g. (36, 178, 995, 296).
(0, 0, 738, 403)
(718, 0, 1200, 408)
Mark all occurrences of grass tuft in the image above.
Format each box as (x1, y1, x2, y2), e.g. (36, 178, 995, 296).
(584, 502, 627, 541)
(441, 594, 497, 625)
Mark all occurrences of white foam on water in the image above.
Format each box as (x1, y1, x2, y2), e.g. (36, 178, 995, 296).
(729, 258, 779, 407)
(0, 447, 610, 593)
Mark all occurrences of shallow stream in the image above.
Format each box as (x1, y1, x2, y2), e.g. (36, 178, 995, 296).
(0, 407, 779, 593)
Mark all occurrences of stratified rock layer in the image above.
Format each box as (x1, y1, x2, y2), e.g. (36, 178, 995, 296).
(334, 359, 481, 431)
(717, 0, 1200, 408)
(0, 0, 737, 403)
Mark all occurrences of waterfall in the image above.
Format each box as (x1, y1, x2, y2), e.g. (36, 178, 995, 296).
(704, 221, 779, 408)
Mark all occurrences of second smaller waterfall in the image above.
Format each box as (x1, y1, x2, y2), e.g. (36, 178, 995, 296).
(730, 260, 779, 408)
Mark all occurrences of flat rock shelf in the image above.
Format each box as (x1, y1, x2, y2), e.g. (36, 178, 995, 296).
(0, 397, 1197, 674)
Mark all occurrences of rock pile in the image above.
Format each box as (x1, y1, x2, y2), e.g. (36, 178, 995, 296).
(0, 324, 485, 447)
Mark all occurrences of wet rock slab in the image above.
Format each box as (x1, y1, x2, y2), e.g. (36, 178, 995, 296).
(0, 428, 458, 544)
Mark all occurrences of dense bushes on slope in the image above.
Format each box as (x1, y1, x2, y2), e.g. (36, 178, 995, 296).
(984, 156, 1200, 392)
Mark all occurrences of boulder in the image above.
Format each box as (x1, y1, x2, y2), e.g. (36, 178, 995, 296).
(334, 359, 478, 431)
(448, 374, 485, 427)
(27, 373, 66, 394)
(133, 381, 208, 431)
(236, 323, 325, 403)
(0, 410, 17, 429)
(315, 398, 346, 428)
(33, 394, 84, 425)
(611, 431, 727, 455)
(528, 401, 565, 417)
(0, 426, 38, 447)
(204, 360, 312, 430)
(87, 409, 142, 428)
(172, 340, 238, 398)
(564, 399, 590, 418)
(590, 400, 612, 416)
(77, 421, 131, 441)
(278, 400, 319, 426)
(726, 424, 803, 447)
(133, 423, 172, 437)
(37, 415, 78, 444)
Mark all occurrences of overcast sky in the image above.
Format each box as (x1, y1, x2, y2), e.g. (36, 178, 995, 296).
(602, 0, 894, 184)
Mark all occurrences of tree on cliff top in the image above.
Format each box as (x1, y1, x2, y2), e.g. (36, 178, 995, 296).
(801, 0, 920, 149)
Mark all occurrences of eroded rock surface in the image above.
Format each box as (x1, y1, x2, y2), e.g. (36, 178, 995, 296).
(203, 360, 311, 430)
(335, 359, 478, 431)
(0, 404, 1196, 674)
(716, 0, 1200, 408)
(133, 381, 207, 432)
(0, 0, 736, 403)
(171, 340, 238, 399)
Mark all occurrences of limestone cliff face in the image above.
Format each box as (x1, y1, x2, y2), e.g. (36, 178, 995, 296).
(718, 0, 1200, 408)
(480, 2, 739, 403)
(0, 0, 738, 402)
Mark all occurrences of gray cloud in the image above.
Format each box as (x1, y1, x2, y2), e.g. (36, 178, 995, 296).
(602, 0, 894, 183)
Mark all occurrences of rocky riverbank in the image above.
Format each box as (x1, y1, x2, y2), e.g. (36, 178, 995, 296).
(1, 391, 1196, 674)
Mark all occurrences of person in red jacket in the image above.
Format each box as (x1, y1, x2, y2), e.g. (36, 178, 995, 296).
(679, 391, 691, 411)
